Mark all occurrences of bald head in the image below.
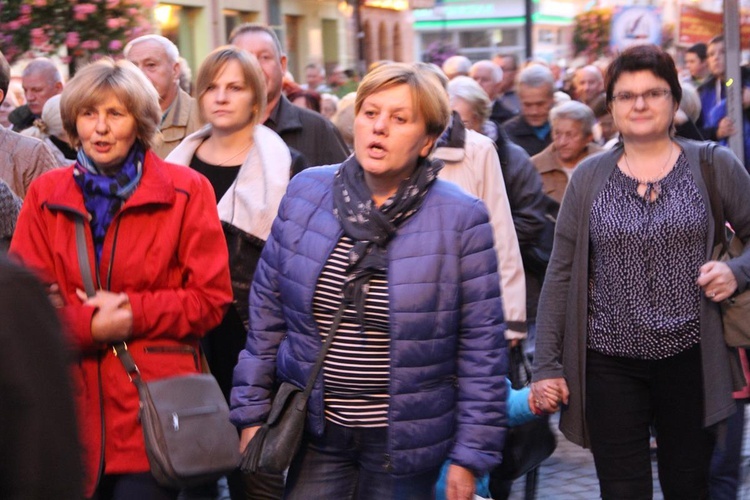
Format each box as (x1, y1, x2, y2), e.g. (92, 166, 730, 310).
(573, 65, 604, 105)
(469, 60, 503, 100)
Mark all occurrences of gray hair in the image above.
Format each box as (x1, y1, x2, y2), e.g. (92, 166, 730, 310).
(124, 35, 180, 63)
(469, 60, 503, 84)
(228, 23, 285, 58)
(516, 64, 555, 95)
(442, 55, 472, 79)
(575, 65, 603, 84)
(23, 58, 63, 85)
(679, 81, 702, 124)
(447, 76, 491, 123)
(550, 100, 596, 136)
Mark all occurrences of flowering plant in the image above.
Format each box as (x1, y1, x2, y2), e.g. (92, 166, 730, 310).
(572, 8, 612, 61)
(422, 41, 458, 68)
(0, 0, 155, 64)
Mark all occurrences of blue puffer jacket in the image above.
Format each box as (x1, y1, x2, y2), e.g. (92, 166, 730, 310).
(230, 164, 509, 476)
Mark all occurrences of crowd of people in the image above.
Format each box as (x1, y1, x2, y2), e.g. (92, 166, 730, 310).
(0, 22, 749, 500)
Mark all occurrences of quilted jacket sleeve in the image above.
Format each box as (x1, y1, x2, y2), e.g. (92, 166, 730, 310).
(229, 192, 289, 428)
(448, 198, 509, 475)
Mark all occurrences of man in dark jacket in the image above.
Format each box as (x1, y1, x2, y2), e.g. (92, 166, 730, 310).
(502, 64, 555, 157)
(230, 24, 349, 172)
(8, 58, 63, 132)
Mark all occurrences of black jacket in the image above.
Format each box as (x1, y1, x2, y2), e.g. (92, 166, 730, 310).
(264, 95, 349, 171)
(502, 115, 552, 157)
(7, 104, 36, 132)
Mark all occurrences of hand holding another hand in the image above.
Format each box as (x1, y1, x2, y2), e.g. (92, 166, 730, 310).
(77, 288, 133, 343)
(531, 378, 569, 414)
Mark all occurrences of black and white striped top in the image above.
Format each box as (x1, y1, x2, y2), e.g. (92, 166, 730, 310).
(313, 236, 391, 427)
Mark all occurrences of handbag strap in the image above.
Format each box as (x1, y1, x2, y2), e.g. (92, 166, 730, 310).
(301, 300, 347, 400)
(75, 217, 96, 298)
(74, 218, 143, 382)
(508, 342, 532, 389)
(700, 142, 729, 254)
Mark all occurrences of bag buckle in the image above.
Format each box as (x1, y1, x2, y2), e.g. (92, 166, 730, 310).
(112, 342, 141, 382)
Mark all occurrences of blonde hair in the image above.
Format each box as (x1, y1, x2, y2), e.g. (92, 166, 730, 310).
(60, 58, 160, 150)
(195, 45, 267, 127)
(355, 62, 450, 139)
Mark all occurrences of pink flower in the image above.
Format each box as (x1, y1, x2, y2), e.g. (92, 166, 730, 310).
(30, 27, 48, 46)
(33, 0, 48, 6)
(106, 18, 124, 29)
(7, 20, 21, 30)
(66, 32, 80, 48)
(73, 3, 97, 21)
(106, 0, 120, 7)
(108, 40, 123, 51)
(80, 39, 101, 50)
(19, 5, 32, 15)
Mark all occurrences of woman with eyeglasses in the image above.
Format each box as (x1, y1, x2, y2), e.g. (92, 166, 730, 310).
(531, 44, 750, 499)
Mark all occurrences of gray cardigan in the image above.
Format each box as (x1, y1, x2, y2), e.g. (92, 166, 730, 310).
(532, 138, 750, 448)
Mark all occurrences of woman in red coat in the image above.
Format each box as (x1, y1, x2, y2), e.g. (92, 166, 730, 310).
(9, 58, 232, 499)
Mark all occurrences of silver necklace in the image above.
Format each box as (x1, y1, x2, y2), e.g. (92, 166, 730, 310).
(623, 144, 674, 199)
(215, 142, 252, 167)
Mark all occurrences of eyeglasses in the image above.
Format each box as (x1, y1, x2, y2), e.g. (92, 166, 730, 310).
(610, 88, 672, 106)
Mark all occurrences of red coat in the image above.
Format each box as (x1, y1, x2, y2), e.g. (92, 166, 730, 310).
(9, 151, 232, 497)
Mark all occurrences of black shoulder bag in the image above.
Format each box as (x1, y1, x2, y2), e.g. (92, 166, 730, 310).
(491, 344, 557, 482)
(240, 300, 348, 474)
(75, 218, 241, 489)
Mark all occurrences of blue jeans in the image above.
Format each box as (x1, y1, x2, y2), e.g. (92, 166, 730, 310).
(284, 422, 439, 499)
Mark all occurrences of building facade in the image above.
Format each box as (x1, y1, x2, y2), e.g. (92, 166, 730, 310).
(154, 0, 351, 81)
(411, 0, 581, 64)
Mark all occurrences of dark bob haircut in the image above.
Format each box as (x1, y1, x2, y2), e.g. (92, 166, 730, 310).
(605, 44, 682, 107)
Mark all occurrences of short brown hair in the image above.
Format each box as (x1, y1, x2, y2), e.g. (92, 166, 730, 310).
(355, 62, 450, 139)
(60, 58, 160, 150)
(195, 45, 267, 126)
(605, 44, 681, 107)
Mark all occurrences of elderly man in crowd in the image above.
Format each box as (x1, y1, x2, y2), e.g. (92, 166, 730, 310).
(530, 100, 602, 204)
(470, 59, 516, 126)
(229, 23, 348, 170)
(124, 35, 202, 158)
(0, 52, 57, 200)
(8, 58, 63, 132)
(442, 55, 472, 80)
(494, 53, 521, 114)
(502, 64, 556, 157)
(572, 65, 605, 108)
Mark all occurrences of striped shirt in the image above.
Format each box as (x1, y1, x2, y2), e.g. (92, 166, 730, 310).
(313, 236, 391, 427)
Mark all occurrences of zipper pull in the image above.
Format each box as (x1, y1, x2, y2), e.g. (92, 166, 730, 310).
(172, 412, 179, 431)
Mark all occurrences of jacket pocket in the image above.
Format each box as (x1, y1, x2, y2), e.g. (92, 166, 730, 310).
(140, 344, 201, 378)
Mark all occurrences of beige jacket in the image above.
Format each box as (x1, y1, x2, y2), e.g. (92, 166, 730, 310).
(432, 125, 527, 339)
(154, 89, 202, 159)
(0, 126, 58, 199)
(531, 143, 603, 204)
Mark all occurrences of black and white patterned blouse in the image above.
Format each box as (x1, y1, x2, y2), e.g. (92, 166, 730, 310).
(587, 151, 707, 360)
(313, 235, 391, 427)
